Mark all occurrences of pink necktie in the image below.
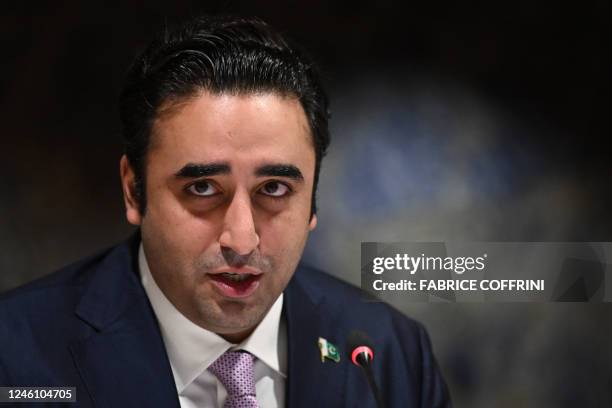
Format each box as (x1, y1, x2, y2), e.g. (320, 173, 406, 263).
(208, 351, 259, 408)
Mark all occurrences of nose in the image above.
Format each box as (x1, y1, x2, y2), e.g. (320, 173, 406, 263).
(218, 189, 260, 257)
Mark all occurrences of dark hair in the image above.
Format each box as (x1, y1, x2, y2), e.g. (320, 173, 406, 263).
(119, 15, 330, 217)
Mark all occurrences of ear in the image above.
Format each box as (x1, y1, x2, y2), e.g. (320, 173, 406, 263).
(308, 213, 317, 231)
(120, 155, 142, 225)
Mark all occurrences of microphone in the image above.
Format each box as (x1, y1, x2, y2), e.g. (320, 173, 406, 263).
(347, 330, 386, 408)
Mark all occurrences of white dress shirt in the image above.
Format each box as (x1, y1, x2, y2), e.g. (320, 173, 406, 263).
(139, 245, 287, 408)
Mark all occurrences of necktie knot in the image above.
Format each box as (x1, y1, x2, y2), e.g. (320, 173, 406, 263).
(208, 350, 259, 408)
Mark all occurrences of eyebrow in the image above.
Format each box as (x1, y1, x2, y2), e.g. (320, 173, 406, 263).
(175, 162, 231, 178)
(174, 162, 304, 182)
(255, 164, 304, 181)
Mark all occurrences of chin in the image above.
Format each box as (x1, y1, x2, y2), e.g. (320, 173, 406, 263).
(196, 300, 260, 329)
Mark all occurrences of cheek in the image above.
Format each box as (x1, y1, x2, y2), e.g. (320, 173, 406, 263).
(258, 211, 311, 256)
(142, 203, 223, 278)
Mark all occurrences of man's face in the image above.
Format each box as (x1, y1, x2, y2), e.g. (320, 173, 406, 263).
(120, 91, 317, 342)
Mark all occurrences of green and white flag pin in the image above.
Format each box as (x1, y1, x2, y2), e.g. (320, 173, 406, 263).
(318, 337, 340, 363)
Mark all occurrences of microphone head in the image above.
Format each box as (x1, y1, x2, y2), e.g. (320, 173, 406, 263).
(347, 330, 375, 366)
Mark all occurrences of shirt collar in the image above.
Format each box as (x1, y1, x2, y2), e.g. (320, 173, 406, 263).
(138, 244, 286, 393)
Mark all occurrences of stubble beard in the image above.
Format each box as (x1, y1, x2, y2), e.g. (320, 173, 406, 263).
(190, 250, 281, 335)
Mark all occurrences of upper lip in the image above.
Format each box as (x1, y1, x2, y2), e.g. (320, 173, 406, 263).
(208, 266, 263, 276)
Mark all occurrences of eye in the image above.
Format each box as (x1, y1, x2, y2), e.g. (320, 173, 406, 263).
(259, 181, 290, 197)
(187, 181, 219, 197)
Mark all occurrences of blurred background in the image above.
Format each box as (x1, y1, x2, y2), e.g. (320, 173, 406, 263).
(1, 1, 611, 406)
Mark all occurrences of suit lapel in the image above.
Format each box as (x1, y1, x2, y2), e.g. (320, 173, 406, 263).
(283, 266, 349, 408)
(70, 235, 180, 408)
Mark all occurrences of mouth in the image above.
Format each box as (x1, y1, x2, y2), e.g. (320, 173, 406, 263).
(208, 272, 262, 299)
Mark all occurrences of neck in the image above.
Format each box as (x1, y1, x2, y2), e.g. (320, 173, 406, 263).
(218, 327, 255, 344)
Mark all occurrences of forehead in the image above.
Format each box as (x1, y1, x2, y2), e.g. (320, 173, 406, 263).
(148, 91, 314, 169)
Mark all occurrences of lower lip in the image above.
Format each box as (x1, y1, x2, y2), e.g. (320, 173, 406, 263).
(209, 274, 262, 299)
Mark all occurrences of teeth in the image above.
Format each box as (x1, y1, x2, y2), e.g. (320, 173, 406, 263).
(220, 273, 250, 282)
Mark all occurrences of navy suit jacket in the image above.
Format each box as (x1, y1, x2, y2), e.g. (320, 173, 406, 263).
(0, 235, 451, 407)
